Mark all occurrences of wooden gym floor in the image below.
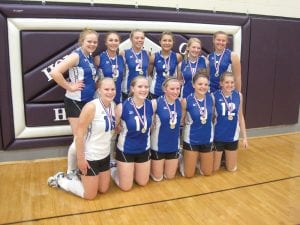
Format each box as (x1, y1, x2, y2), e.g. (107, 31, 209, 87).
(0, 133, 299, 225)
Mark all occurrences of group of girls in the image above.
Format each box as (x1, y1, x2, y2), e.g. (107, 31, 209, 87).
(47, 28, 248, 200)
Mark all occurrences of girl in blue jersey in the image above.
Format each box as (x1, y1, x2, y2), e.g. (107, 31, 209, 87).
(208, 31, 242, 93)
(181, 74, 214, 177)
(120, 30, 150, 100)
(150, 78, 181, 181)
(95, 32, 125, 105)
(50, 28, 98, 175)
(178, 38, 207, 98)
(48, 78, 116, 199)
(213, 72, 248, 172)
(112, 76, 153, 191)
(149, 32, 182, 99)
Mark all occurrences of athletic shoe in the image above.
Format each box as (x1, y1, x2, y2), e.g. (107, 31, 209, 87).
(47, 172, 65, 188)
(66, 169, 80, 180)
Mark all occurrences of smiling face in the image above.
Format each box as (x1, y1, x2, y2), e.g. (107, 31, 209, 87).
(130, 76, 149, 100)
(105, 32, 120, 53)
(220, 73, 235, 94)
(193, 76, 209, 97)
(187, 38, 201, 59)
(163, 79, 181, 102)
(79, 29, 98, 55)
(160, 33, 174, 53)
(213, 32, 228, 52)
(98, 78, 116, 105)
(130, 30, 145, 51)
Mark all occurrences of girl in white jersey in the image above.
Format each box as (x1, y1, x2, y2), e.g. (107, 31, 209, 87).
(50, 28, 98, 175)
(48, 78, 116, 200)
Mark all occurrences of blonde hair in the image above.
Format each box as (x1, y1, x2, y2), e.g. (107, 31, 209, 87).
(96, 77, 115, 89)
(162, 77, 180, 90)
(130, 29, 145, 40)
(220, 71, 234, 82)
(159, 31, 174, 42)
(78, 28, 98, 46)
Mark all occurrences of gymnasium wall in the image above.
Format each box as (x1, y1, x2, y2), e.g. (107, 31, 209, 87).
(0, 2, 299, 150)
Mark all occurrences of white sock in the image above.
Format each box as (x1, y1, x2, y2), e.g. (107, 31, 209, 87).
(111, 167, 119, 186)
(178, 154, 185, 177)
(57, 177, 84, 198)
(67, 142, 77, 174)
(150, 173, 163, 182)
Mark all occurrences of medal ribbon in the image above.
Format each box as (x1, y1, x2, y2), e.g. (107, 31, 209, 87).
(161, 52, 171, 73)
(221, 91, 233, 114)
(194, 94, 206, 118)
(106, 51, 118, 76)
(188, 57, 199, 77)
(214, 49, 225, 75)
(99, 98, 115, 130)
(163, 96, 176, 124)
(131, 48, 143, 68)
(131, 98, 146, 129)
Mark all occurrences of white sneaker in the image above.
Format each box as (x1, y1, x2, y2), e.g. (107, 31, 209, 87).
(47, 172, 65, 188)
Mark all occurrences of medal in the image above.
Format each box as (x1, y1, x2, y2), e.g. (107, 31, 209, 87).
(162, 52, 171, 78)
(139, 70, 144, 75)
(132, 49, 144, 76)
(188, 57, 199, 79)
(99, 98, 115, 130)
(163, 71, 169, 78)
(163, 96, 177, 130)
(130, 98, 147, 133)
(228, 115, 233, 120)
(214, 49, 225, 78)
(201, 116, 207, 124)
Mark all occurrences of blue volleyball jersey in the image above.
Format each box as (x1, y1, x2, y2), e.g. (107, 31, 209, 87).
(117, 98, 153, 154)
(213, 89, 240, 142)
(181, 56, 206, 98)
(151, 96, 182, 153)
(98, 51, 125, 104)
(150, 51, 178, 97)
(208, 48, 232, 93)
(183, 93, 214, 145)
(122, 49, 149, 94)
(66, 48, 97, 102)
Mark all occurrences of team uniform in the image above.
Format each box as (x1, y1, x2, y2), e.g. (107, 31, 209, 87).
(183, 93, 214, 152)
(122, 49, 149, 95)
(208, 48, 232, 93)
(64, 47, 97, 117)
(150, 96, 182, 159)
(213, 89, 240, 151)
(181, 56, 206, 98)
(116, 98, 153, 162)
(98, 51, 125, 104)
(150, 51, 178, 98)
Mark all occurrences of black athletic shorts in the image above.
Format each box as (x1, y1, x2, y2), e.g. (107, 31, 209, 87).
(116, 148, 151, 163)
(150, 150, 179, 160)
(214, 141, 239, 151)
(64, 96, 87, 118)
(79, 155, 110, 176)
(183, 141, 213, 153)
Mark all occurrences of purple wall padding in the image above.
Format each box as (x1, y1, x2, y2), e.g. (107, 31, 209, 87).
(271, 19, 300, 125)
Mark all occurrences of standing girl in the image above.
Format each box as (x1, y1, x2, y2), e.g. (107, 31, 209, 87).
(150, 78, 182, 181)
(149, 31, 182, 99)
(112, 76, 153, 191)
(213, 72, 248, 172)
(121, 29, 150, 100)
(178, 38, 207, 98)
(95, 31, 125, 105)
(50, 28, 98, 174)
(208, 31, 241, 93)
(48, 78, 116, 200)
(181, 74, 214, 177)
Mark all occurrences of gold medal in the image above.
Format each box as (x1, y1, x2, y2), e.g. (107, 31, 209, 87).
(170, 121, 176, 129)
(201, 119, 207, 124)
(141, 127, 146, 133)
(228, 115, 233, 120)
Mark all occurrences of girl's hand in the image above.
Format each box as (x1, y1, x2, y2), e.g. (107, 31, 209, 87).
(77, 158, 90, 175)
